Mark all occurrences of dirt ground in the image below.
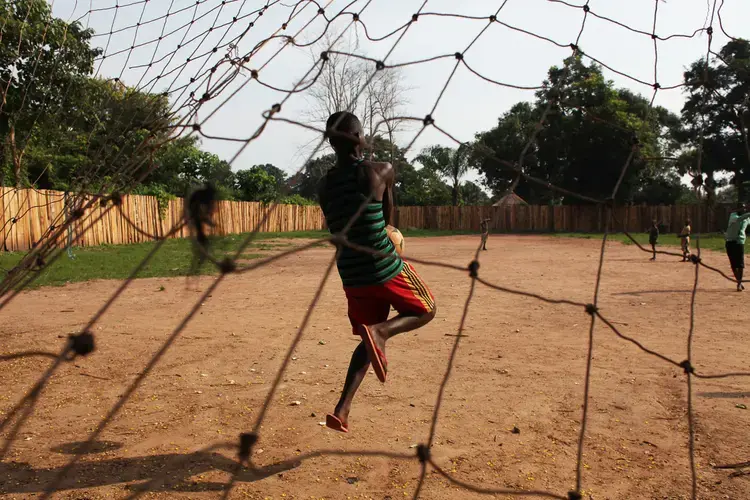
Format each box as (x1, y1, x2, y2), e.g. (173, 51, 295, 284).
(1, 235, 749, 500)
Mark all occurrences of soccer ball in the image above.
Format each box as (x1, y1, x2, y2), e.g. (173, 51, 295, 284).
(386, 225, 405, 255)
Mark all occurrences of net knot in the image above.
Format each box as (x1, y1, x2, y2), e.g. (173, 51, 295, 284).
(238, 432, 258, 461)
(584, 303, 598, 315)
(72, 208, 85, 220)
(652, 82, 661, 90)
(250, 69, 259, 79)
(569, 43, 579, 52)
(468, 260, 480, 278)
(317, 7, 325, 14)
(706, 26, 713, 36)
(375, 60, 385, 71)
(489, 15, 497, 22)
(423, 114, 434, 126)
(454, 52, 463, 60)
(201, 92, 211, 102)
(69, 331, 95, 357)
(352, 13, 359, 22)
(11, 217, 17, 224)
(679, 360, 695, 374)
(281, 23, 288, 30)
(416, 444, 430, 463)
(688, 254, 701, 264)
(567, 491, 582, 500)
(271, 103, 282, 114)
(582, 4, 590, 13)
(192, 124, 201, 132)
(49, 224, 56, 231)
(218, 257, 237, 274)
(110, 193, 122, 206)
(34, 254, 46, 269)
(320, 51, 329, 61)
(411, 13, 419, 22)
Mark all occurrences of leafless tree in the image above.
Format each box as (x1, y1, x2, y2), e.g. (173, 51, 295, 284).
(303, 32, 410, 161)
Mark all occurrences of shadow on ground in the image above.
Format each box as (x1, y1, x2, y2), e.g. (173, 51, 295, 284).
(0, 448, 301, 494)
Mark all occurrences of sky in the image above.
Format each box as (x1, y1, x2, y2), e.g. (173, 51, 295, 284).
(50, 0, 750, 186)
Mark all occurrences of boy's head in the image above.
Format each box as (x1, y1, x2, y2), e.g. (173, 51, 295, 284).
(652, 218, 657, 226)
(685, 218, 692, 226)
(326, 111, 364, 157)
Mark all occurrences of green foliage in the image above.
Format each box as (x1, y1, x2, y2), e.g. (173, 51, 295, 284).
(279, 194, 317, 206)
(415, 144, 472, 206)
(1, 0, 101, 186)
(131, 183, 176, 219)
(472, 56, 679, 204)
(235, 166, 279, 203)
(678, 38, 750, 203)
(459, 181, 491, 205)
(395, 163, 452, 206)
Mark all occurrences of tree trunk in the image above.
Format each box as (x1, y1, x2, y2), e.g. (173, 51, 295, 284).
(9, 124, 23, 187)
(452, 184, 459, 206)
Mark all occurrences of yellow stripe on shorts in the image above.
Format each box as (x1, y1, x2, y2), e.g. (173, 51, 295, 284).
(401, 264, 434, 311)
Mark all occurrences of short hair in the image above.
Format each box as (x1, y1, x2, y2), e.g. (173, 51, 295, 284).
(326, 111, 362, 152)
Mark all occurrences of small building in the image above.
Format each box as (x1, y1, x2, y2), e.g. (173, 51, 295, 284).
(492, 192, 527, 206)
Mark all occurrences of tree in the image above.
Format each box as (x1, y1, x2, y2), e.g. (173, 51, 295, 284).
(459, 181, 491, 205)
(291, 154, 336, 200)
(235, 166, 277, 203)
(472, 56, 679, 204)
(395, 163, 452, 206)
(1, 0, 100, 186)
(679, 38, 750, 203)
(304, 33, 410, 159)
(416, 144, 472, 206)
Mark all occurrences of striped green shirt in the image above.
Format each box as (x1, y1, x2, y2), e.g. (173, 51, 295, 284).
(726, 212, 750, 245)
(321, 160, 403, 287)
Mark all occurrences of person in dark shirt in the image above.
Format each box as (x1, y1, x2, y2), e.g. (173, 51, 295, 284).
(647, 219, 659, 261)
(318, 111, 437, 433)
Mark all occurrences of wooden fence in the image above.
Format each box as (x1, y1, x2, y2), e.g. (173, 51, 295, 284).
(0, 186, 736, 252)
(394, 204, 735, 235)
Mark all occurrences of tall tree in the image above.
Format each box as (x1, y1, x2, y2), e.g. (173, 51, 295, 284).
(415, 145, 472, 206)
(473, 56, 678, 204)
(1, 0, 100, 186)
(304, 33, 410, 159)
(679, 38, 750, 204)
(459, 181, 491, 206)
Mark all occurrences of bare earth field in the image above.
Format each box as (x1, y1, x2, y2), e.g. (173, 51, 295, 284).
(1, 235, 749, 500)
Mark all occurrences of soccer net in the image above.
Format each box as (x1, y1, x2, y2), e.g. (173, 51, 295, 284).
(1, 1, 749, 498)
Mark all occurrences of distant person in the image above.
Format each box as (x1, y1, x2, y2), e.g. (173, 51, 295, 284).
(647, 219, 659, 261)
(680, 219, 692, 262)
(480, 218, 491, 251)
(318, 111, 436, 433)
(725, 204, 750, 292)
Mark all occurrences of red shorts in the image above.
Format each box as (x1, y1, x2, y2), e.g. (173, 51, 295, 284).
(344, 261, 435, 335)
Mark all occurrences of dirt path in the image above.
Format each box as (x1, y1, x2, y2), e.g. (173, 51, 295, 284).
(1, 235, 749, 499)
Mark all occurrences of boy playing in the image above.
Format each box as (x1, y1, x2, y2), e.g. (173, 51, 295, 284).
(680, 219, 691, 262)
(725, 204, 750, 292)
(480, 218, 491, 251)
(648, 219, 659, 261)
(318, 111, 437, 433)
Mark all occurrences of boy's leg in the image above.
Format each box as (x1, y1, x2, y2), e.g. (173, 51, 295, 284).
(650, 243, 656, 260)
(329, 296, 389, 431)
(365, 262, 436, 363)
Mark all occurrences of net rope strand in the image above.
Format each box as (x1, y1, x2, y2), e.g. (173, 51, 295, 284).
(1, 2, 749, 499)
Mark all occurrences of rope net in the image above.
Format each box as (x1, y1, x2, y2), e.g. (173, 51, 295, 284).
(1, 0, 749, 498)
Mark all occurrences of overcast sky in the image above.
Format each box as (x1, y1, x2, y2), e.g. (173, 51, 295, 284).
(51, 0, 749, 184)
